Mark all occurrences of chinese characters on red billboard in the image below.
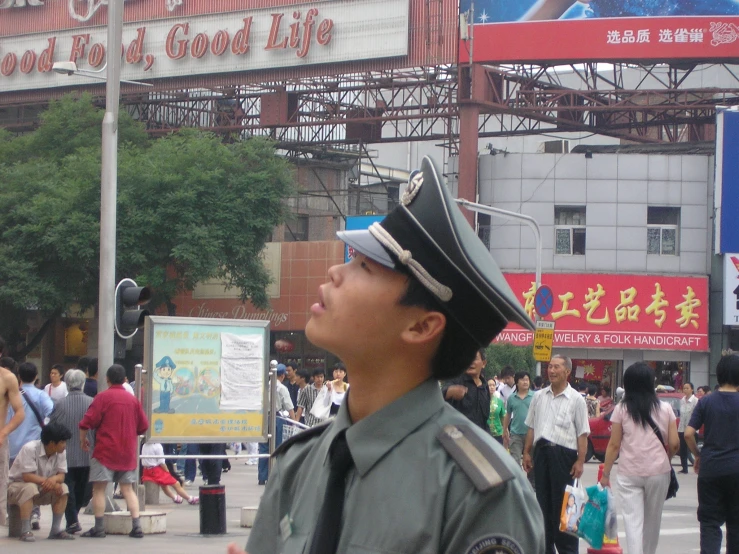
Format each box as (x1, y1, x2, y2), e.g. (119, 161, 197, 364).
(495, 274, 709, 351)
(458, 0, 739, 63)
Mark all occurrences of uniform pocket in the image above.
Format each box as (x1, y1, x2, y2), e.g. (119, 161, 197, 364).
(280, 534, 308, 554)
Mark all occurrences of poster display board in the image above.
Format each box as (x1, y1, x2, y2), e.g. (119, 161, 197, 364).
(144, 316, 269, 443)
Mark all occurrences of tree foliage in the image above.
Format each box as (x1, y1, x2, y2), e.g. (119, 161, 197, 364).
(0, 94, 294, 356)
(484, 342, 536, 376)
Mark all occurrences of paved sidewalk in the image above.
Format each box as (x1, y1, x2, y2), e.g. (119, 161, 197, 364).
(0, 460, 261, 553)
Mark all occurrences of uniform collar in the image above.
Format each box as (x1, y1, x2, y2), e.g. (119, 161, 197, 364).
(325, 379, 445, 477)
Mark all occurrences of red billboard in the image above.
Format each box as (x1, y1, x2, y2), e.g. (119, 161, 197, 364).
(495, 273, 709, 351)
(459, 0, 739, 63)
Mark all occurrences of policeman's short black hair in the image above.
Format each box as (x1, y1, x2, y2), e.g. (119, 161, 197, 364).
(107, 364, 127, 385)
(18, 362, 38, 384)
(397, 272, 478, 381)
(41, 421, 73, 445)
(717, 354, 739, 387)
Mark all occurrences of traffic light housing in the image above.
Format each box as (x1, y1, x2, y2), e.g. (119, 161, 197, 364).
(115, 278, 152, 339)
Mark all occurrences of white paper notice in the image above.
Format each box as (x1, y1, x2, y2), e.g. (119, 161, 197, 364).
(220, 358, 263, 410)
(220, 333, 264, 411)
(221, 333, 263, 359)
(575, 365, 585, 379)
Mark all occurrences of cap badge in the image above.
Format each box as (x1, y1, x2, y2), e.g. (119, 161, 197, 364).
(400, 171, 423, 206)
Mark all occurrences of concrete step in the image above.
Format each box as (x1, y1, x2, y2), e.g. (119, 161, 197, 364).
(104, 510, 167, 535)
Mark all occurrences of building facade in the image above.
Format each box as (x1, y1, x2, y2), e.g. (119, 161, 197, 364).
(464, 145, 714, 389)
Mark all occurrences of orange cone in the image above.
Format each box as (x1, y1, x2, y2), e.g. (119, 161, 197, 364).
(586, 464, 623, 554)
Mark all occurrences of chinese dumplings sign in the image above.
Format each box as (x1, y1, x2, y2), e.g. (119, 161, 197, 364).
(459, 0, 739, 63)
(495, 274, 708, 351)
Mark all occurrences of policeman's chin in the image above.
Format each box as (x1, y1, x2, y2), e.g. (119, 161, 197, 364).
(305, 314, 333, 354)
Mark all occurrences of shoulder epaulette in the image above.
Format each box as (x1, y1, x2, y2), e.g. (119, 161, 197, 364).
(437, 424, 515, 492)
(272, 421, 332, 458)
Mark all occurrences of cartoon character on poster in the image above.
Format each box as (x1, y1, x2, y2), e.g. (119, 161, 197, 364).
(153, 355, 177, 413)
(198, 368, 220, 398)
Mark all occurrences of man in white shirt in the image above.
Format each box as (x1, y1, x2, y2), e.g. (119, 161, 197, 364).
(497, 366, 515, 403)
(678, 382, 698, 474)
(7, 421, 74, 542)
(523, 355, 590, 554)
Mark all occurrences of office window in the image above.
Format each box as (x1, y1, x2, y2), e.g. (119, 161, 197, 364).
(647, 207, 680, 255)
(477, 213, 491, 250)
(555, 206, 586, 255)
(284, 214, 309, 242)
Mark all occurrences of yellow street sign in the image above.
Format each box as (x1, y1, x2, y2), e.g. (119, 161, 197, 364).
(533, 320, 555, 362)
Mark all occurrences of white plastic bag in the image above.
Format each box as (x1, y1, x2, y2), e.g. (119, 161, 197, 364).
(310, 386, 331, 421)
(559, 478, 587, 537)
(604, 486, 619, 541)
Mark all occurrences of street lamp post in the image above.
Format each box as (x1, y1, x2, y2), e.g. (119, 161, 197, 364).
(97, 0, 125, 393)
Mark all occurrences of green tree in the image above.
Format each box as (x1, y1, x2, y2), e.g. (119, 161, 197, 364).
(484, 342, 536, 376)
(0, 94, 294, 357)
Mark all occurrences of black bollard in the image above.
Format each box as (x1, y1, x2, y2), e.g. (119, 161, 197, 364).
(199, 484, 227, 535)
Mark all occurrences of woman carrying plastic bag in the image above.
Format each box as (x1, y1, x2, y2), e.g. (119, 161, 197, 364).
(599, 362, 679, 554)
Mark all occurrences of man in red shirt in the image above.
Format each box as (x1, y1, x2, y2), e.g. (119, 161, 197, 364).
(78, 364, 149, 539)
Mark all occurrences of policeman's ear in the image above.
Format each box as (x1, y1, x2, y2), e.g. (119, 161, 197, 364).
(401, 309, 446, 346)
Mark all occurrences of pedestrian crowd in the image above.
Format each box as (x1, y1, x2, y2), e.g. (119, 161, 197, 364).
(0, 338, 203, 544)
(440, 350, 739, 554)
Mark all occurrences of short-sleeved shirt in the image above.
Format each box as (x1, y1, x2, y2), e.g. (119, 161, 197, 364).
(141, 443, 165, 468)
(487, 395, 506, 436)
(507, 390, 535, 436)
(246, 379, 545, 554)
(525, 384, 590, 450)
(276, 381, 295, 413)
(79, 385, 149, 472)
(688, 391, 739, 478)
(44, 382, 68, 404)
(678, 394, 698, 432)
(610, 401, 675, 477)
(297, 384, 322, 427)
(9, 440, 67, 482)
(7, 383, 55, 460)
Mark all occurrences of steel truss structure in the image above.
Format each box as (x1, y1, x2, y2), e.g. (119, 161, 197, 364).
(107, 61, 739, 155)
(466, 62, 739, 144)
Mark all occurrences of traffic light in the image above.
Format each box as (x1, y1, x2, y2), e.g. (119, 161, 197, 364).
(115, 278, 152, 339)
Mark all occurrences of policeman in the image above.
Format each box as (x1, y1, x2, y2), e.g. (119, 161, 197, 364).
(230, 156, 544, 554)
(153, 355, 176, 414)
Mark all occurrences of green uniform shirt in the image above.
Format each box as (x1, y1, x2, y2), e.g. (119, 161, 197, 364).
(487, 395, 506, 436)
(507, 389, 536, 436)
(247, 379, 544, 554)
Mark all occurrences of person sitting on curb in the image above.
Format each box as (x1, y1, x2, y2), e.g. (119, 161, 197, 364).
(141, 442, 199, 505)
(7, 421, 75, 542)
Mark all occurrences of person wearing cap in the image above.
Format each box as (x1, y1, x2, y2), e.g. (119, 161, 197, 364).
(257, 363, 296, 486)
(231, 156, 544, 554)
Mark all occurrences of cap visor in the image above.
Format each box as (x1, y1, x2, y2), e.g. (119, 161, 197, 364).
(337, 229, 395, 269)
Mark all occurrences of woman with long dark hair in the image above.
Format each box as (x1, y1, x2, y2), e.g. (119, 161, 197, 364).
(600, 362, 679, 554)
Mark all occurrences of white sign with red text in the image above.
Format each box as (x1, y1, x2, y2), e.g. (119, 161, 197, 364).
(0, 0, 409, 92)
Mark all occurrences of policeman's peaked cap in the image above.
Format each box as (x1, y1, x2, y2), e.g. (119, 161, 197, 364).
(338, 156, 534, 346)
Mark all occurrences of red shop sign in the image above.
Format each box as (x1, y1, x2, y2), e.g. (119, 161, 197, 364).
(495, 273, 709, 352)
